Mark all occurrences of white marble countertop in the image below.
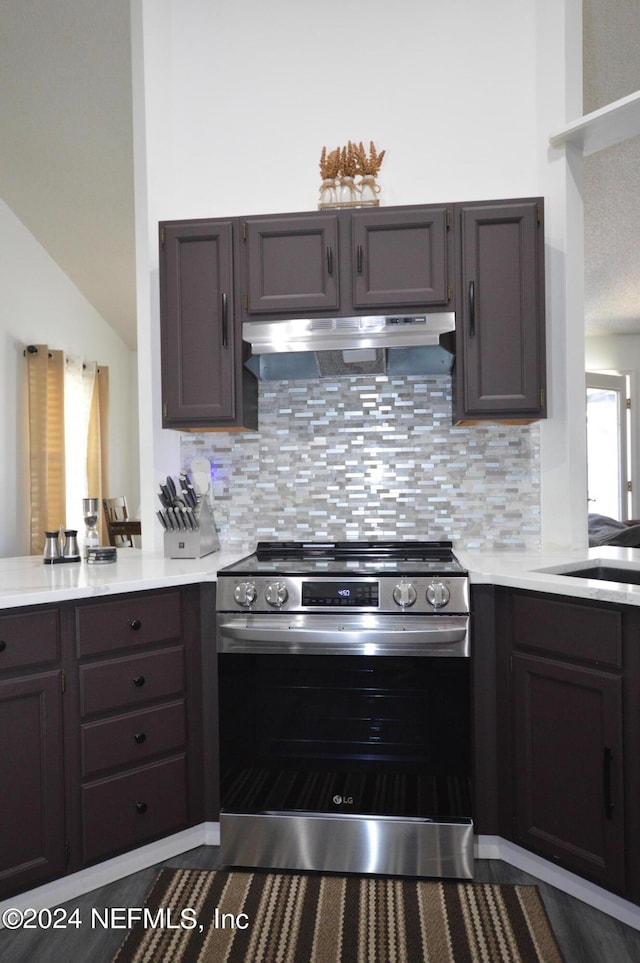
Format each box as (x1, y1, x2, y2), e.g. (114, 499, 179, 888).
(2, 544, 640, 610)
(460, 544, 640, 606)
(0, 548, 246, 609)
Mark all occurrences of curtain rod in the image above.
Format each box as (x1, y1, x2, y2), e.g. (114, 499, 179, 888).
(24, 346, 103, 371)
(24, 345, 53, 359)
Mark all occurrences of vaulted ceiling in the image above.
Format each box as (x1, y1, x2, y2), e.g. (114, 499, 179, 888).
(1, 1, 638, 349)
(0, 0, 136, 348)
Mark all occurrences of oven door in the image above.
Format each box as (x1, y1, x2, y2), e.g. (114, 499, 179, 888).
(216, 613, 472, 822)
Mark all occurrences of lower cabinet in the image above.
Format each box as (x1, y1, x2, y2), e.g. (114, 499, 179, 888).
(496, 589, 633, 898)
(73, 588, 202, 868)
(0, 585, 207, 900)
(82, 755, 189, 865)
(511, 652, 625, 891)
(0, 607, 65, 899)
(0, 670, 66, 898)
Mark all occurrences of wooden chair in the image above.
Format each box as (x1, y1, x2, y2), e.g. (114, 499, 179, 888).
(102, 497, 141, 547)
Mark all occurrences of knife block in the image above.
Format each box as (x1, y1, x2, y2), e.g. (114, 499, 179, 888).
(163, 497, 220, 559)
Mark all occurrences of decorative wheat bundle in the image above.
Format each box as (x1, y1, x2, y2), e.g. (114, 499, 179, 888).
(354, 141, 386, 176)
(318, 140, 385, 207)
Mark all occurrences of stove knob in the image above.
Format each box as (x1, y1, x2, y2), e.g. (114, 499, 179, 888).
(265, 580, 289, 608)
(426, 580, 450, 610)
(233, 581, 257, 608)
(393, 581, 417, 608)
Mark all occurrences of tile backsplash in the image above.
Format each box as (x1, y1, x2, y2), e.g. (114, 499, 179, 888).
(180, 375, 541, 554)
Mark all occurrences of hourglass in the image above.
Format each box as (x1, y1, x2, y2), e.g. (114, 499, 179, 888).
(82, 497, 100, 558)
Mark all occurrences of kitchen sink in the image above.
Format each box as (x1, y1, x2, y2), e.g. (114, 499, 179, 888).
(552, 564, 640, 586)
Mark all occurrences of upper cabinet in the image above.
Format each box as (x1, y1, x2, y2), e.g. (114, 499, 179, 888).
(241, 204, 453, 321)
(243, 214, 340, 315)
(159, 220, 258, 432)
(350, 207, 451, 309)
(452, 199, 546, 423)
(159, 199, 546, 431)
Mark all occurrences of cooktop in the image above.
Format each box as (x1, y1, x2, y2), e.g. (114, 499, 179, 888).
(218, 540, 467, 577)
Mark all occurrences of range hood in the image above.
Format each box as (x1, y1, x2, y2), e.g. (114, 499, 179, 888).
(243, 314, 456, 381)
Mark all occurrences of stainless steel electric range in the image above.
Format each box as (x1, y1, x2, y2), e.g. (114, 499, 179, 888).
(215, 540, 473, 879)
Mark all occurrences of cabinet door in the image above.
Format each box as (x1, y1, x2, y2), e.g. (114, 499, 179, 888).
(457, 200, 545, 419)
(512, 653, 625, 893)
(352, 207, 450, 309)
(160, 220, 239, 427)
(243, 214, 339, 315)
(0, 671, 65, 898)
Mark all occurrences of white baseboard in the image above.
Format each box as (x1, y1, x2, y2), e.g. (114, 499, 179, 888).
(0, 823, 219, 922)
(2, 827, 639, 935)
(477, 835, 640, 932)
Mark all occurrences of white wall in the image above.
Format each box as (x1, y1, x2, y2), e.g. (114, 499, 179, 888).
(0, 197, 139, 557)
(132, 0, 585, 552)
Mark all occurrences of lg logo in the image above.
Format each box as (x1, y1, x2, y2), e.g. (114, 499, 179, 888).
(332, 794, 354, 806)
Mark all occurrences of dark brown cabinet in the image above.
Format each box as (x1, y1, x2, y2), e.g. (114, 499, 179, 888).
(159, 219, 258, 431)
(512, 654, 624, 891)
(0, 585, 208, 900)
(496, 590, 628, 896)
(241, 205, 452, 320)
(0, 608, 66, 899)
(351, 206, 450, 309)
(243, 213, 340, 315)
(159, 199, 546, 430)
(452, 199, 546, 423)
(73, 587, 202, 867)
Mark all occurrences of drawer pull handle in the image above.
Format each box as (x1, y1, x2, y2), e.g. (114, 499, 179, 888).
(134, 731, 146, 744)
(130, 618, 142, 631)
(133, 675, 146, 688)
(0, 640, 6, 652)
(136, 802, 148, 815)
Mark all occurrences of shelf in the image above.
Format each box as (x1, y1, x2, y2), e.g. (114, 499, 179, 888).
(549, 90, 640, 156)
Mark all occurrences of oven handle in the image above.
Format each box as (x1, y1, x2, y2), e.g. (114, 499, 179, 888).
(216, 615, 470, 657)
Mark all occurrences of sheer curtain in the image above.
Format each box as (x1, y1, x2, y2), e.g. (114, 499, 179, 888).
(26, 345, 110, 554)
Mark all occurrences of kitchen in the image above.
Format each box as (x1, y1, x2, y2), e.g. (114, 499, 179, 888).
(2, 0, 640, 959)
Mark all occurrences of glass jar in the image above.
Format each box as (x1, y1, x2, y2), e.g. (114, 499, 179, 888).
(319, 178, 337, 207)
(359, 175, 380, 203)
(338, 176, 358, 204)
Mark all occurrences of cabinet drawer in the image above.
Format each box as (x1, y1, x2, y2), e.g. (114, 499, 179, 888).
(82, 755, 188, 864)
(81, 700, 186, 777)
(0, 608, 59, 671)
(75, 591, 182, 657)
(510, 592, 622, 668)
(80, 646, 185, 716)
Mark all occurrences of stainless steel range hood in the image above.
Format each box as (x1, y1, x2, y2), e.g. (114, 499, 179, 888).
(243, 314, 455, 380)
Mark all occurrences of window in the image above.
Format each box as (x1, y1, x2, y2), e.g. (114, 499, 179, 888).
(25, 345, 109, 554)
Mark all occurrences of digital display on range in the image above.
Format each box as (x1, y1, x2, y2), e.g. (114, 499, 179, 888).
(302, 581, 379, 607)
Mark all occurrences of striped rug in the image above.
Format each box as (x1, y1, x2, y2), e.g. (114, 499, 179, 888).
(113, 868, 564, 962)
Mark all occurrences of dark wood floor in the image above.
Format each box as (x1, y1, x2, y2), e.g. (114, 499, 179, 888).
(1, 847, 639, 962)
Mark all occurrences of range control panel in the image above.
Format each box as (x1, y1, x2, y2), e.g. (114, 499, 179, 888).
(217, 575, 469, 615)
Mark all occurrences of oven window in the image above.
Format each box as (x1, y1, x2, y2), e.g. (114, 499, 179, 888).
(218, 654, 472, 819)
